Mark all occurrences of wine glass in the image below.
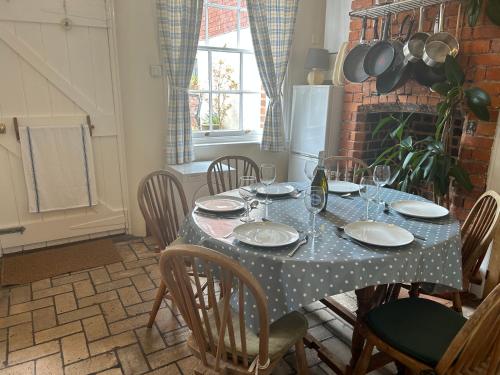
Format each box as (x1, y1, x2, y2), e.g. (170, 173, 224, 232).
(239, 176, 257, 222)
(304, 186, 326, 238)
(359, 176, 377, 221)
(373, 165, 391, 203)
(304, 160, 317, 181)
(260, 163, 276, 205)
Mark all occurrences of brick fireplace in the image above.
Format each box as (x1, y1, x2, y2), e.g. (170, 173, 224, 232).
(339, 0, 500, 220)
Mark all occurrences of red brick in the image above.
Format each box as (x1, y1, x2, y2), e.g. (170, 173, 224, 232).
(472, 26, 500, 40)
(485, 66, 500, 81)
(471, 149, 492, 162)
(461, 40, 491, 54)
(476, 122, 497, 137)
(469, 54, 500, 66)
(461, 135, 494, 149)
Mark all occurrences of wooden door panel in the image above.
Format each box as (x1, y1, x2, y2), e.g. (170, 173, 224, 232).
(0, 0, 127, 253)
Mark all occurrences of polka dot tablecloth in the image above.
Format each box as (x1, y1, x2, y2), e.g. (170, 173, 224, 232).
(180, 185, 462, 330)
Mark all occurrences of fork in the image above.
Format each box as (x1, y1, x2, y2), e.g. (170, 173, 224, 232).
(288, 235, 309, 257)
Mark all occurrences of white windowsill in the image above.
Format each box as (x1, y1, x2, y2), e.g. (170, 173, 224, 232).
(193, 134, 262, 147)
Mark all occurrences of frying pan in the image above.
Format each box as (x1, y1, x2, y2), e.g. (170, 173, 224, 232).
(343, 17, 372, 83)
(363, 14, 395, 77)
(376, 15, 414, 94)
(423, 3, 460, 67)
(404, 6, 430, 62)
(414, 60, 446, 87)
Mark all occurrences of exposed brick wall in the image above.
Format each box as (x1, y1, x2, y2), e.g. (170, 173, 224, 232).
(340, 0, 500, 220)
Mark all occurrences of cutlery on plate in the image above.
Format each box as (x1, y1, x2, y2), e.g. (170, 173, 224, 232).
(194, 209, 242, 219)
(340, 193, 354, 199)
(288, 235, 309, 257)
(334, 225, 377, 250)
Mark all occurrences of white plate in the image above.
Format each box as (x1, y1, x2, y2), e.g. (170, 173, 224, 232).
(195, 195, 245, 213)
(233, 222, 299, 247)
(328, 180, 360, 194)
(390, 200, 449, 219)
(344, 221, 414, 247)
(256, 184, 295, 196)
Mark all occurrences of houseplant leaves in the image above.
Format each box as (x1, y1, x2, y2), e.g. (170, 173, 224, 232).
(465, 87, 491, 121)
(486, 0, 500, 26)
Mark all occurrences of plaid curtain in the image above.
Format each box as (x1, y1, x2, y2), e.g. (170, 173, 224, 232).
(247, 0, 299, 152)
(157, 0, 203, 165)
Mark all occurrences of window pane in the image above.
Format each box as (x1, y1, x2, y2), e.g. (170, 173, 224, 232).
(190, 93, 209, 132)
(199, 6, 207, 46)
(242, 53, 261, 92)
(211, 93, 240, 130)
(239, 10, 253, 50)
(211, 52, 240, 90)
(191, 51, 209, 90)
(207, 5, 238, 48)
(242, 93, 264, 131)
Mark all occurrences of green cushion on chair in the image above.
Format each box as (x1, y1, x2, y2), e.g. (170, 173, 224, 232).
(365, 297, 466, 367)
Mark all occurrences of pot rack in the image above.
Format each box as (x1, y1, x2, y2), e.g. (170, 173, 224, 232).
(349, 0, 452, 19)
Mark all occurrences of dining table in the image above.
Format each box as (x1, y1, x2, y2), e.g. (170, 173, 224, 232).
(179, 183, 463, 374)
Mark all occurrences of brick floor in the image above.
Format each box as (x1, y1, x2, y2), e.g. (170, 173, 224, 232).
(0, 236, 476, 374)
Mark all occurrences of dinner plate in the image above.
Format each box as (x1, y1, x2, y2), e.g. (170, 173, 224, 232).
(233, 222, 299, 247)
(328, 180, 360, 194)
(195, 195, 245, 213)
(256, 184, 295, 196)
(344, 221, 414, 247)
(390, 200, 449, 219)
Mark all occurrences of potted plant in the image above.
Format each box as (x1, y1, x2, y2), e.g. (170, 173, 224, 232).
(371, 56, 491, 205)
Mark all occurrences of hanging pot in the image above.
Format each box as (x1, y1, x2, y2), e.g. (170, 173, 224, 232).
(422, 3, 459, 67)
(343, 17, 377, 83)
(363, 14, 396, 77)
(404, 6, 430, 62)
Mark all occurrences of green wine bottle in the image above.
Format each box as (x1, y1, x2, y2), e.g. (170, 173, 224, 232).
(311, 151, 328, 211)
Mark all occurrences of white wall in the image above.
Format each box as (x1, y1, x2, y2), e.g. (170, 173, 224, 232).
(324, 0, 352, 53)
(114, 0, 326, 236)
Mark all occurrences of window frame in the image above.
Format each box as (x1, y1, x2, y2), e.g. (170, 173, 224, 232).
(191, 0, 263, 143)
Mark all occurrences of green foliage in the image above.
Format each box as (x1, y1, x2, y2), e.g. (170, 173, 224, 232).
(461, 0, 483, 27)
(486, 0, 500, 25)
(372, 55, 491, 198)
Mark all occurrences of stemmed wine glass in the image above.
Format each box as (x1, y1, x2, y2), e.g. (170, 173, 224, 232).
(304, 160, 317, 181)
(260, 163, 276, 205)
(239, 176, 257, 222)
(373, 165, 391, 204)
(304, 186, 326, 238)
(359, 176, 377, 221)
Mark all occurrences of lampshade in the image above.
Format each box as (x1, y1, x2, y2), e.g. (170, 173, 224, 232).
(304, 48, 330, 70)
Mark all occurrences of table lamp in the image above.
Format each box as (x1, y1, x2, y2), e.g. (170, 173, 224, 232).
(305, 48, 330, 85)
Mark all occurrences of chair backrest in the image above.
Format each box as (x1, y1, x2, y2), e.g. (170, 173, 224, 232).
(159, 244, 269, 372)
(137, 170, 189, 249)
(207, 156, 260, 195)
(436, 283, 500, 375)
(324, 156, 371, 184)
(460, 190, 500, 287)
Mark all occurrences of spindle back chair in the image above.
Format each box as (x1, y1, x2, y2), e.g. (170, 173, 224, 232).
(137, 170, 189, 249)
(207, 156, 260, 195)
(353, 283, 500, 375)
(324, 156, 371, 184)
(159, 244, 309, 374)
(137, 170, 189, 327)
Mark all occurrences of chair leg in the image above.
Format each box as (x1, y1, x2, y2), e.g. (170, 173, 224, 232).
(352, 341, 374, 375)
(452, 291, 462, 314)
(147, 281, 167, 328)
(295, 339, 309, 375)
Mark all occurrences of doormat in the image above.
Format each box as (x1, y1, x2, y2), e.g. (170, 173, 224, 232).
(1, 238, 121, 285)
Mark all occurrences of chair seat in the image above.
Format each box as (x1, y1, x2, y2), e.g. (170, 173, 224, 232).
(365, 297, 466, 367)
(207, 304, 308, 361)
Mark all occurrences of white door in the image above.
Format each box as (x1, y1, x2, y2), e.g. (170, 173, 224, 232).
(0, 0, 128, 254)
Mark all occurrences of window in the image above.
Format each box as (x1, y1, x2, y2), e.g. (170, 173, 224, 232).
(189, 0, 265, 142)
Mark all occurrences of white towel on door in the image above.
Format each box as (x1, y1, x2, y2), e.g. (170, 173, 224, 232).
(19, 125, 98, 213)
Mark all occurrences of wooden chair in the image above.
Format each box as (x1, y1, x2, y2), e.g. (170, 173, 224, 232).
(352, 283, 500, 375)
(323, 156, 371, 184)
(137, 170, 189, 328)
(159, 244, 309, 374)
(410, 190, 500, 313)
(207, 156, 260, 195)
